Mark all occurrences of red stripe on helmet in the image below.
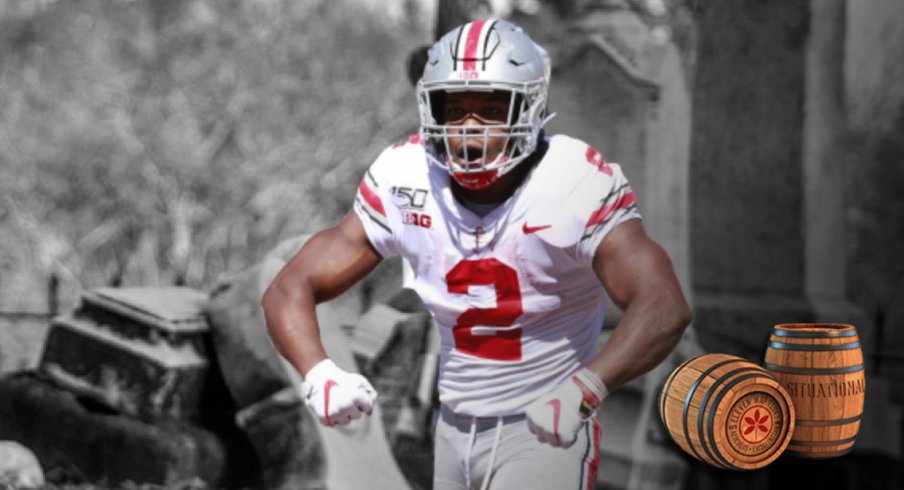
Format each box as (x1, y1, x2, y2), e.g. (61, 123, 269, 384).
(462, 19, 488, 71)
(358, 179, 386, 217)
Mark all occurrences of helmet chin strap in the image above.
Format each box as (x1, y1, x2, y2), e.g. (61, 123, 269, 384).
(540, 111, 557, 127)
(488, 110, 554, 180)
(453, 171, 499, 191)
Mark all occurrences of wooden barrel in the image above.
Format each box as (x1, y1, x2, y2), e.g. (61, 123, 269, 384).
(659, 353, 795, 470)
(763, 323, 865, 458)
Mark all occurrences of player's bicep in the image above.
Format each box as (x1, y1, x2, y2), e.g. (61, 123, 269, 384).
(591, 219, 677, 311)
(275, 210, 383, 303)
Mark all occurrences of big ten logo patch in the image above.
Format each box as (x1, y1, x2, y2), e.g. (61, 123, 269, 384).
(391, 187, 429, 209)
(727, 392, 784, 457)
(402, 211, 432, 229)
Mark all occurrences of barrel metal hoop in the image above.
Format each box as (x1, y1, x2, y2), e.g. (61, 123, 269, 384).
(697, 366, 761, 469)
(763, 363, 864, 375)
(789, 435, 858, 447)
(767, 341, 861, 351)
(785, 448, 853, 458)
(683, 358, 744, 465)
(661, 356, 699, 431)
(795, 414, 863, 427)
(773, 329, 857, 338)
(706, 372, 775, 468)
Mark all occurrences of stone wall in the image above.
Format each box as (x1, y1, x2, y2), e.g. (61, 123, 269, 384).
(845, 0, 904, 392)
(689, 0, 812, 360)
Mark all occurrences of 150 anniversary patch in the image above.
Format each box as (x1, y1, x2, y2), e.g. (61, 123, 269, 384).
(391, 187, 429, 209)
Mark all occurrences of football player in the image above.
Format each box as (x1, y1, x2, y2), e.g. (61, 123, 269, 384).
(263, 19, 691, 490)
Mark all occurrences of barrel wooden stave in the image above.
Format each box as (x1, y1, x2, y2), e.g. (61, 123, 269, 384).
(659, 354, 795, 470)
(763, 323, 865, 458)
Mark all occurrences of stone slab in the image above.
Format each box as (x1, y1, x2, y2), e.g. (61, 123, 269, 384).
(203, 258, 296, 410)
(85, 287, 209, 336)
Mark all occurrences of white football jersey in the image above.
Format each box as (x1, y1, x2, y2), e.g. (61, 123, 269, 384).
(353, 134, 641, 416)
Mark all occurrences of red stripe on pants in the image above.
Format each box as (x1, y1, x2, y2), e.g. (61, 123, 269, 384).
(585, 418, 601, 490)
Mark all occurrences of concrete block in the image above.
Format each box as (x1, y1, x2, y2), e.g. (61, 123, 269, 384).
(37, 287, 218, 422)
(39, 315, 208, 422)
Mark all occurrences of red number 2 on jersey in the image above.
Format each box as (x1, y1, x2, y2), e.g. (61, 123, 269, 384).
(446, 258, 524, 361)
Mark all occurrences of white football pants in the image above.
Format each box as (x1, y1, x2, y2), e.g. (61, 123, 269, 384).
(433, 404, 601, 490)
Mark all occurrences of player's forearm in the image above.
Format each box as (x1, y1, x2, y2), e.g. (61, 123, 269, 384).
(261, 277, 328, 377)
(261, 214, 383, 377)
(584, 290, 691, 392)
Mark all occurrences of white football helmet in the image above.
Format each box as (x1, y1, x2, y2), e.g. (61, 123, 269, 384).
(416, 19, 553, 190)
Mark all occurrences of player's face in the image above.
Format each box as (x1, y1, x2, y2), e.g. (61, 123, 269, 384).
(442, 91, 511, 169)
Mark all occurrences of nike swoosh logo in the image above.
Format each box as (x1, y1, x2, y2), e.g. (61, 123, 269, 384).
(547, 399, 561, 441)
(324, 379, 339, 426)
(522, 222, 552, 234)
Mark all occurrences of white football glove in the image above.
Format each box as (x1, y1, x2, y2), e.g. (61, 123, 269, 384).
(525, 368, 607, 448)
(302, 359, 377, 427)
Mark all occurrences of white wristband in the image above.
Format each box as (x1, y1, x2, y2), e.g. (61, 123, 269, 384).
(574, 368, 609, 401)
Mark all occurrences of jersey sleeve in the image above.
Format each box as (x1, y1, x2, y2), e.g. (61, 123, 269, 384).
(353, 150, 400, 259)
(574, 162, 642, 266)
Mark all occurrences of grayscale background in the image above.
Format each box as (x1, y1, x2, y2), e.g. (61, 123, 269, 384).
(0, 0, 902, 489)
